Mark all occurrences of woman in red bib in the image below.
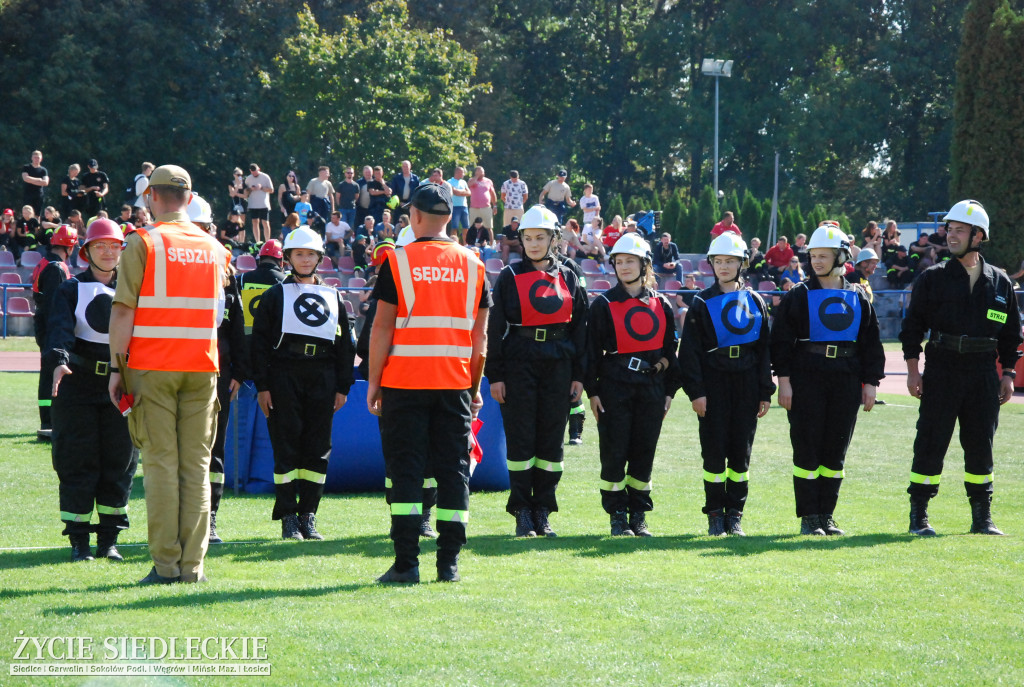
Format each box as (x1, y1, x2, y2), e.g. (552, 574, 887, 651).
(585, 234, 679, 536)
(487, 205, 588, 538)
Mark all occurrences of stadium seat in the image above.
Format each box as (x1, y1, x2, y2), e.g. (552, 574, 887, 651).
(322, 276, 343, 289)
(346, 277, 366, 293)
(663, 279, 682, 292)
(758, 280, 777, 292)
(343, 299, 355, 316)
(698, 259, 714, 276)
(317, 256, 337, 274)
(591, 279, 612, 291)
(0, 252, 15, 268)
(7, 296, 33, 316)
(580, 258, 604, 280)
(678, 259, 692, 273)
(19, 251, 42, 269)
(336, 256, 356, 276)
(235, 254, 257, 272)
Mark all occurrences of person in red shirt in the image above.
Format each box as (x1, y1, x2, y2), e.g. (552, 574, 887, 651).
(710, 211, 742, 239)
(764, 236, 794, 281)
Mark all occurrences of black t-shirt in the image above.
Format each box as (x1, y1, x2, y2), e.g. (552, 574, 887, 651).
(927, 232, 947, 248)
(336, 180, 360, 209)
(60, 175, 81, 198)
(466, 226, 491, 246)
(81, 171, 109, 193)
(502, 224, 519, 242)
(22, 164, 47, 200)
(367, 179, 386, 204)
(372, 238, 494, 309)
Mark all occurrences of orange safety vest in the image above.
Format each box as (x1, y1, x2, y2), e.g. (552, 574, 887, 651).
(381, 239, 485, 390)
(129, 221, 228, 373)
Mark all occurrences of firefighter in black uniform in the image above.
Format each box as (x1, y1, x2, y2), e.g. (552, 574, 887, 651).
(190, 196, 248, 544)
(487, 205, 587, 538)
(45, 219, 135, 561)
(357, 231, 440, 539)
(585, 233, 679, 537)
(251, 226, 355, 540)
(772, 222, 885, 536)
(32, 224, 76, 440)
(900, 200, 1022, 536)
(678, 234, 774, 536)
(558, 249, 589, 446)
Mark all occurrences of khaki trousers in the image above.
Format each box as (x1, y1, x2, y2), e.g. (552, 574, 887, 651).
(128, 369, 218, 582)
(502, 207, 524, 227)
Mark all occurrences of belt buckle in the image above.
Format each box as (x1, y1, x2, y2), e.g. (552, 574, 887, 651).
(628, 357, 642, 372)
(534, 328, 548, 342)
(95, 361, 109, 375)
(825, 344, 838, 359)
(304, 343, 317, 357)
(729, 345, 740, 359)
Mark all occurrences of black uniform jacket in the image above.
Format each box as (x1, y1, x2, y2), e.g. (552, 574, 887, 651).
(217, 276, 249, 382)
(33, 252, 70, 346)
(584, 282, 681, 398)
(899, 256, 1023, 370)
(771, 273, 885, 385)
(249, 275, 355, 396)
(44, 269, 116, 403)
(677, 282, 776, 402)
(485, 258, 588, 385)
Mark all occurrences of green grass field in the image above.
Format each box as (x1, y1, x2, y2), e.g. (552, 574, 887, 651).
(1, 371, 1022, 686)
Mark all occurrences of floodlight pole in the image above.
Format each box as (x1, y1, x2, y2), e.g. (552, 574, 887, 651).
(701, 58, 733, 199)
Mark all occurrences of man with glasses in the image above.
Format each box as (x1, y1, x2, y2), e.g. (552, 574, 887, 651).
(335, 167, 360, 229)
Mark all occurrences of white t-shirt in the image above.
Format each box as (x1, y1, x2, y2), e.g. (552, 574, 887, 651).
(326, 220, 351, 242)
(246, 172, 273, 209)
(582, 222, 597, 244)
(580, 194, 601, 223)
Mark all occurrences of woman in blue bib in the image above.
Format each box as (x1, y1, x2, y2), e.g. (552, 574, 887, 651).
(771, 222, 885, 536)
(250, 226, 354, 541)
(678, 234, 774, 536)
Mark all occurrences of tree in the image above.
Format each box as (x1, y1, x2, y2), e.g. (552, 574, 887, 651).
(269, 4, 489, 178)
(662, 191, 683, 245)
(739, 190, 763, 241)
(606, 194, 625, 224)
(691, 185, 719, 253)
(951, 1, 1024, 267)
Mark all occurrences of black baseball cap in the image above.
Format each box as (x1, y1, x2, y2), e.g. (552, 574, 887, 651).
(510, 170, 519, 178)
(557, 169, 567, 177)
(87, 158, 98, 168)
(407, 182, 453, 215)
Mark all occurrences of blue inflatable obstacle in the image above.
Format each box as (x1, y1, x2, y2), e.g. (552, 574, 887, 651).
(223, 378, 510, 493)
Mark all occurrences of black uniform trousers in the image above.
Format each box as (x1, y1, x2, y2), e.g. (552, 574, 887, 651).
(51, 371, 136, 535)
(210, 373, 232, 513)
(698, 366, 760, 514)
(908, 364, 1000, 499)
(265, 359, 335, 519)
(598, 379, 665, 515)
(501, 358, 571, 514)
(788, 368, 861, 518)
(380, 418, 437, 512)
(381, 388, 471, 573)
(37, 358, 56, 429)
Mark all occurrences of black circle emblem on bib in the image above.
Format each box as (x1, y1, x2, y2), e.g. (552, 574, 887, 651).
(529, 279, 564, 315)
(85, 293, 114, 334)
(721, 299, 755, 336)
(248, 293, 263, 319)
(624, 305, 659, 342)
(295, 293, 330, 327)
(818, 296, 855, 332)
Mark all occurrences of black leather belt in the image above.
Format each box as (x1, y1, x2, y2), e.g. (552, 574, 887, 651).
(68, 353, 111, 375)
(514, 325, 568, 342)
(799, 342, 857, 359)
(930, 332, 998, 353)
(614, 355, 655, 373)
(284, 342, 333, 358)
(710, 344, 755, 359)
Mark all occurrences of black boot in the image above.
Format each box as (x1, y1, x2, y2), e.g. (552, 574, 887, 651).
(909, 495, 936, 536)
(515, 508, 537, 537)
(209, 511, 223, 544)
(281, 514, 304, 540)
(969, 495, 1004, 535)
(419, 508, 438, 539)
(69, 533, 93, 562)
(725, 509, 745, 536)
(96, 530, 123, 561)
(298, 513, 324, 540)
(820, 515, 845, 536)
(707, 509, 726, 537)
(377, 564, 420, 584)
(436, 553, 460, 583)
(568, 413, 584, 446)
(629, 511, 653, 537)
(533, 507, 557, 537)
(800, 515, 825, 536)
(610, 511, 634, 536)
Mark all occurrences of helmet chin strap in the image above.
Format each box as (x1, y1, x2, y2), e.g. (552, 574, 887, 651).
(289, 254, 322, 279)
(85, 247, 116, 273)
(953, 227, 981, 257)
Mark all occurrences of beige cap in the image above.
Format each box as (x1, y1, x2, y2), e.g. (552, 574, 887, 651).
(146, 164, 192, 191)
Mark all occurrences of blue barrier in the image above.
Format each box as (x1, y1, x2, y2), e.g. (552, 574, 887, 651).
(223, 377, 510, 494)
